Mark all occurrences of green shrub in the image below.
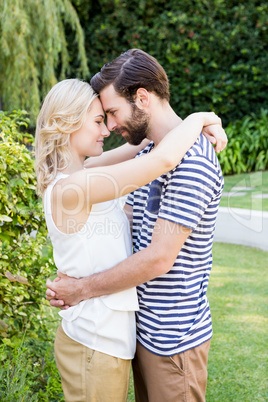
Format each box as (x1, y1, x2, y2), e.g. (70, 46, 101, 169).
(218, 109, 268, 175)
(0, 336, 64, 401)
(0, 110, 56, 340)
(0, 341, 39, 401)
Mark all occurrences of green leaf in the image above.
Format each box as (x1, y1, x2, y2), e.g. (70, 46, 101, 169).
(0, 215, 12, 222)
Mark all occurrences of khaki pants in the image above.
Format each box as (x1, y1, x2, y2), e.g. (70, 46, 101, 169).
(54, 324, 131, 402)
(132, 339, 211, 402)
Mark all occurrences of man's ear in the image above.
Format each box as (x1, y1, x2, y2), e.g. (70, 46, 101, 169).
(135, 88, 150, 109)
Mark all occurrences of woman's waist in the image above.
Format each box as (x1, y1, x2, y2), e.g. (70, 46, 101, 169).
(61, 302, 137, 359)
(59, 289, 139, 323)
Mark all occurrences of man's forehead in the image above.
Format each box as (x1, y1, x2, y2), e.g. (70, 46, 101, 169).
(99, 84, 125, 111)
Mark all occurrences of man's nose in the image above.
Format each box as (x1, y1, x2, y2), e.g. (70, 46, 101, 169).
(107, 115, 117, 132)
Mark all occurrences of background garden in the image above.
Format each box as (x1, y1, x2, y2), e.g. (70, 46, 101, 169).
(0, 0, 267, 400)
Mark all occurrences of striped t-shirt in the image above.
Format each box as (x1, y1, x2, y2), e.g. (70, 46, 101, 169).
(126, 134, 224, 356)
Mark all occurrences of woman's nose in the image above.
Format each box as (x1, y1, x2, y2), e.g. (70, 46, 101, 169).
(102, 124, 110, 137)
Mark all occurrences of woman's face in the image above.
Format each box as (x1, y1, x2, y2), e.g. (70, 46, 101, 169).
(70, 98, 110, 158)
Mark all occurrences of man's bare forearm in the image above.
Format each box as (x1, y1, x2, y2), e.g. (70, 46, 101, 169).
(78, 220, 190, 302)
(46, 219, 190, 307)
(80, 245, 167, 301)
(46, 242, 165, 306)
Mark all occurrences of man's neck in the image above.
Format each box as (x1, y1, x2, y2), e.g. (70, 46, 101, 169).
(147, 101, 183, 146)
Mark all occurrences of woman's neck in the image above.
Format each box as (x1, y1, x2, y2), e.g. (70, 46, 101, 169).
(62, 154, 85, 174)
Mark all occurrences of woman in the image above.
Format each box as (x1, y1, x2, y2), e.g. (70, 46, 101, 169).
(35, 78, 222, 402)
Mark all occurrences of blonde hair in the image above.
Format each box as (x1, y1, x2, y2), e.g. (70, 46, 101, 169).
(35, 79, 97, 195)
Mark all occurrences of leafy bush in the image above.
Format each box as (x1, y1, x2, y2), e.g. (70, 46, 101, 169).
(0, 110, 56, 340)
(218, 109, 268, 175)
(0, 336, 64, 401)
(71, 0, 267, 126)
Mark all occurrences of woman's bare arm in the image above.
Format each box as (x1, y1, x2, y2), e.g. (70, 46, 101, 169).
(84, 139, 150, 168)
(59, 112, 223, 210)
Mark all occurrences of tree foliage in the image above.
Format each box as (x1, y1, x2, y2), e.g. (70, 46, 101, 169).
(0, 111, 55, 339)
(1, 0, 267, 126)
(0, 0, 89, 122)
(72, 0, 268, 126)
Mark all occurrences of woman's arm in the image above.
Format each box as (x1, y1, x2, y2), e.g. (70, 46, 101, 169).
(84, 139, 150, 168)
(202, 124, 228, 153)
(61, 112, 223, 209)
(84, 126, 226, 169)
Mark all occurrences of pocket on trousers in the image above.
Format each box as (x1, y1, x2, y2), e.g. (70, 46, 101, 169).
(169, 351, 188, 376)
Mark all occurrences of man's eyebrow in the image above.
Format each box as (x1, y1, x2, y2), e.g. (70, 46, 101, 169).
(105, 108, 115, 114)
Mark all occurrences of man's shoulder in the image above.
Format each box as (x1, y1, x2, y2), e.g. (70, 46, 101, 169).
(174, 134, 222, 172)
(185, 133, 210, 158)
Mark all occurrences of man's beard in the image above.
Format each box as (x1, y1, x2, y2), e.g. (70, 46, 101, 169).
(114, 103, 150, 146)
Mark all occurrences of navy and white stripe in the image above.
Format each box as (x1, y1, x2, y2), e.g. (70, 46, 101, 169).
(127, 134, 224, 356)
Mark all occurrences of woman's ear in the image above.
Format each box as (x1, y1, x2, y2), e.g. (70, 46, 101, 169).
(135, 88, 150, 109)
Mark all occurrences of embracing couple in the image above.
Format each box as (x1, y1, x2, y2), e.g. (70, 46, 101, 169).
(35, 49, 226, 402)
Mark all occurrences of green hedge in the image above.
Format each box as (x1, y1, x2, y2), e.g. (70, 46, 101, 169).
(71, 0, 267, 126)
(218, 109, 268, 175)
(0, 111, 56, 340)
(0, 112, 62, 399)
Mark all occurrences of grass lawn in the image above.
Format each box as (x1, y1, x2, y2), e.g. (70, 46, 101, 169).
(127, 243, 268, 401)
(220, 170, 268, 211)
(207, 243, 268, 401)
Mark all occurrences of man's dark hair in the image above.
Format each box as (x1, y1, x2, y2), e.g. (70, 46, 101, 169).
(90, 49, 170, 102)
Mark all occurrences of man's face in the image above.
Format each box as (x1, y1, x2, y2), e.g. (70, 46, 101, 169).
(100, 84, 150, 145)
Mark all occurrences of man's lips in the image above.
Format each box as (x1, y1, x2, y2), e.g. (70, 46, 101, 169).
(115, 128, 128, 137)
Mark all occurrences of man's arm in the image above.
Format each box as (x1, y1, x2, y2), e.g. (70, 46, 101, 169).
(46, 218, 192, 307)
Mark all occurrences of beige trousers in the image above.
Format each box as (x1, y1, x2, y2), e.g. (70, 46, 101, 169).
(54, 323, 131, 402)
(132, 339, 211, 402)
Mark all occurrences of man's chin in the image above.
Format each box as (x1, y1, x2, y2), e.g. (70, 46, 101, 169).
(127, 137, 144, 146)
(124, 132, 146, 146)
(120, 128, 147, 146)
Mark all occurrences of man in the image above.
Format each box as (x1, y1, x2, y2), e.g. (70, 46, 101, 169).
(47, 49, 225, 401)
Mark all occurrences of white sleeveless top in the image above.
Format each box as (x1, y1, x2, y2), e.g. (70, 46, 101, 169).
(43, 173, 139, 359)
